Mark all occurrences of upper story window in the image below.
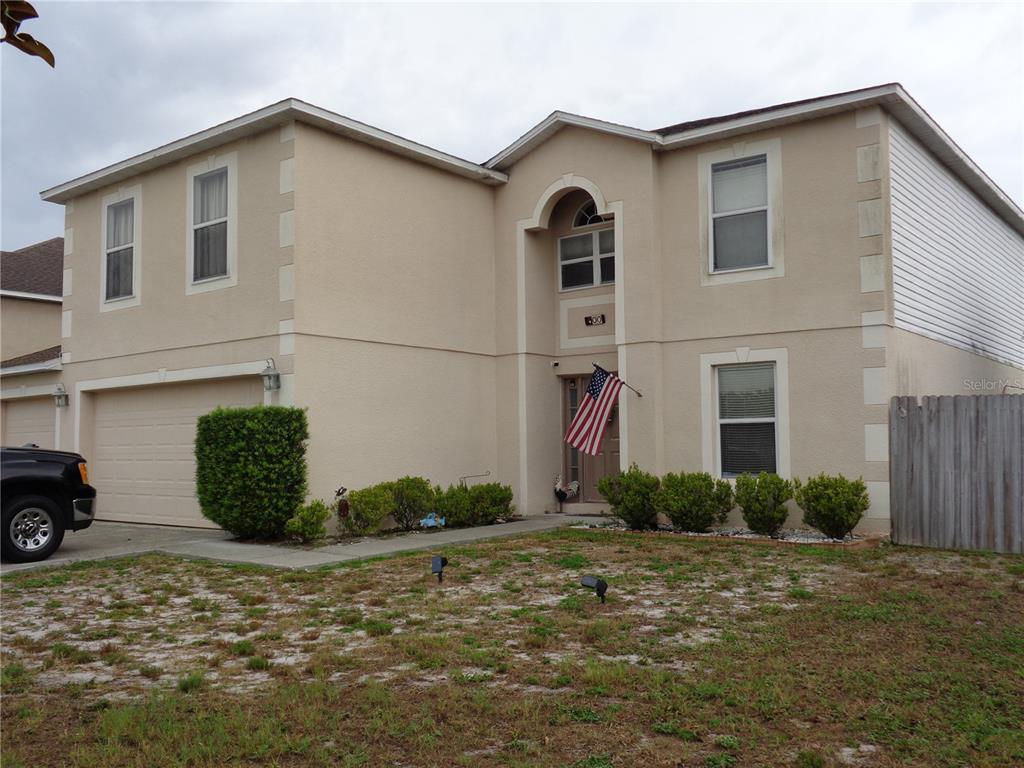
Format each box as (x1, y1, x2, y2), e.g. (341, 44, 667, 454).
(711, 155, 768, 272)
(105, 200, 134, 300)
(717, 362, 776, 476)
(559, 228, 614, 290)
(193, 168, 228, 281)
(100, 185, 142, 312)
(186, 152, 238, 295)
(573, 201, 611, 228)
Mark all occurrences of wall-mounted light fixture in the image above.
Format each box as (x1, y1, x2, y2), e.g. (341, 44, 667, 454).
(53, 383, 69, 408)
(260, 358, 281, 392)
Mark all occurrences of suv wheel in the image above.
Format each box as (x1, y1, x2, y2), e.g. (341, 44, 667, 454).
(2, 495, 66, 563)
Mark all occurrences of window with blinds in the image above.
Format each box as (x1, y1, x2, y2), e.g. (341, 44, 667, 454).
(105, 199, 134, 300)
(711, 155, 768, 272)
(717, 362, 776, 475)
(192, 167, 229, 281)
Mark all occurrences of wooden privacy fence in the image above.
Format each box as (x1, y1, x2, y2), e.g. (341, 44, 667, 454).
(889, 394, 1023, 554)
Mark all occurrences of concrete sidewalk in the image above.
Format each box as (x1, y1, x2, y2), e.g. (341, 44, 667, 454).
(1, 515, 596, 573)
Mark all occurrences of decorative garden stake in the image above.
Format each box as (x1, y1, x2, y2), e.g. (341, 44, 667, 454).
(581, 575, 608, 604)
(431, 555, 448, 582)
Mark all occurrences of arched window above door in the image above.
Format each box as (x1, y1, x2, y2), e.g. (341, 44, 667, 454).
(572, 201, 612, 228)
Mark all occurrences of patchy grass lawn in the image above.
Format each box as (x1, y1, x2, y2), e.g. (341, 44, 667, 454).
(1, 528, 1022, 767)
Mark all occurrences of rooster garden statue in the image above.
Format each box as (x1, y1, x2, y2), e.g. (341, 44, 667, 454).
(553, 474, 580, 513)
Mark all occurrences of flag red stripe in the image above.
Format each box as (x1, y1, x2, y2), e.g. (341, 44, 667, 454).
(584, 378, 623, 454)
(564, 396, 596, 444)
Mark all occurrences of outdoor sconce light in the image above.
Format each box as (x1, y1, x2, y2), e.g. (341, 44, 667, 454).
(431, 555, 448, 582)
(581, 575, 608, 604)
(53, 383, 69, 408)
(260, 358, 281, 392)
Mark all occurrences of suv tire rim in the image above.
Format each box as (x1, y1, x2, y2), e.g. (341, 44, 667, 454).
(10, 507, 53, 552)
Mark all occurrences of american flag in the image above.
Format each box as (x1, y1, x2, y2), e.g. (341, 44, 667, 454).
(564, 366, 623, 456)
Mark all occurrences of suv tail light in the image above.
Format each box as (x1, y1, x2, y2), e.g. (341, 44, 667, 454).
(78, 462, 89, 485)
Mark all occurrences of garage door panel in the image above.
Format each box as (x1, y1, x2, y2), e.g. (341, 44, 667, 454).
(91, 378, 263, 528)
(2, 397, 55, 449)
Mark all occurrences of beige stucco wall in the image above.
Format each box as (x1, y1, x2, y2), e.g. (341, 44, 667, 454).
(888, 327, 1024, 397)
(61, 127, 291, 366)
(1, 297, 61, 361)
(291, 122, 503, 502)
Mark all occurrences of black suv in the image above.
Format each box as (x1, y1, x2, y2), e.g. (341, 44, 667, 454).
(1, 446, 96, 563)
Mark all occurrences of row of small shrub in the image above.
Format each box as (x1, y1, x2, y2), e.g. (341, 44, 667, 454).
(597, 464, 869, 539)
(344, 477, 514, 536)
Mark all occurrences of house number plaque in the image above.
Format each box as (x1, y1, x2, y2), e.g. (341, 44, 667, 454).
(584, 314, 606, 327)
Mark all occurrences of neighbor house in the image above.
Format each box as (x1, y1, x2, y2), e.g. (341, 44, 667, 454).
(1, 237, 65, 446)
(2, 83, 1021, 531)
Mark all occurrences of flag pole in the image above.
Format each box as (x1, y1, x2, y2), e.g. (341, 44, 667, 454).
(593, 362, 643, 398)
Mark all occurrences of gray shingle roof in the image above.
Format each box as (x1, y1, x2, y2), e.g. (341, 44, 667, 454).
(0, 345, 61, 369)
(1, 237, 64, 296)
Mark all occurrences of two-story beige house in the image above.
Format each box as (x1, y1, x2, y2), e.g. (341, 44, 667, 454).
(3, 83, 1021, 531)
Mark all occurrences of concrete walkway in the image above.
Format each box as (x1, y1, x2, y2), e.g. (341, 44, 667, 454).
(1, 515, 596, 573)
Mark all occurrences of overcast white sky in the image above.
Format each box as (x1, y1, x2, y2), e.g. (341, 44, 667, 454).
(2, 1, 1022, 250)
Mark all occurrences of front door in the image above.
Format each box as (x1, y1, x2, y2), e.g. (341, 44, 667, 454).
(563, 375, 620, 503)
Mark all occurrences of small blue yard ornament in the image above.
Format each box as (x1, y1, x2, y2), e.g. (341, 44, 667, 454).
(420, 512, 446, 529)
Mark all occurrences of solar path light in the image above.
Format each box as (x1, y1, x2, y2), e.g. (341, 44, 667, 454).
(581, 575, 608, 603)
(431, 555, 448, 582)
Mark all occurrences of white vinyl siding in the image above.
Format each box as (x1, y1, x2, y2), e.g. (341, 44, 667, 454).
(889, 120, 1024, 367)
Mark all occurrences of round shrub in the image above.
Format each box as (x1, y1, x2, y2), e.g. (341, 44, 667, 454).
(597, 463, 660, 530)
(795, 473, 870, 540)
(195, 406, 309, 538)
(468, 482, 514, 525)
(344, 482, 395, 536)
(435, 484, 473, 527)
(735, 472, 793, 536)
(284, 499, 331, 543)
(392, 476, 435, 531)
(655, 471, 734, 532)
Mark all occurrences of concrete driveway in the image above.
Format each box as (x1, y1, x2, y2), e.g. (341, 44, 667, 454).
(0, 521, 231, 574)
(1, 515, 595, 573)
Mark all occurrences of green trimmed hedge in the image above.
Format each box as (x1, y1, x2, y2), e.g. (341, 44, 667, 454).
(655, 471, 733, 532)
(195, 406, 309, 538)
(795, 473, 870, 540)
(597, 463, 660, 530)
(735, 472, 793, 536)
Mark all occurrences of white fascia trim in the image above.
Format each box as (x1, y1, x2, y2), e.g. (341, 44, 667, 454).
(486, 111, 660, 170)
(72, 359, 269, 451)
(1, 382, 60, 399)
(41, 100, 506, 203)
(0, 290, 62, 303)
(0, 359, 63, 377)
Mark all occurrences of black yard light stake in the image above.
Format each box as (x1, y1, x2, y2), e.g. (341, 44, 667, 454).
(581, 575, 608, 604)
(431, 555, 448, 583)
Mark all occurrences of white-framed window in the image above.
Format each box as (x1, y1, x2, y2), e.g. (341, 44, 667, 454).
(711, 155, 769, 272)
(715, 362, 777, 476)
(186, 152, 237, 294)
(99, 185, 142, 312)
(558, 228, 615, 290)
(700, 347, 790, 478)
(698, 138, 783, 286)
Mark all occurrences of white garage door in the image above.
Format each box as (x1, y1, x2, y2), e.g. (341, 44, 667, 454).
(91, 378, 264, 528)
(2, 397, 55, 449)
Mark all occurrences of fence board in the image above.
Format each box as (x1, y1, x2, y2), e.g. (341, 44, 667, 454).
(890, 394, 1024, 554)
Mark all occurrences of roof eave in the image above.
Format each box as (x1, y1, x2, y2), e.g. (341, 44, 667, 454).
(0, 290, 63, 303)
(485, 111, 660, 170)
(0, 359, 62, 377)
(40, 99, 506, 203)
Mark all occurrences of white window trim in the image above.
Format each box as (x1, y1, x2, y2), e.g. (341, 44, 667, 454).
(700, 347, 790, 479)
(186, 151, 238, 295)
(557, 226, 615, 292)
(99, 185, 142, 313)
(698, 138, 784, 286)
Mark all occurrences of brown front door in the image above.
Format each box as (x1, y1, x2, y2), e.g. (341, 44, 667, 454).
(563, 375, 621, 503)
